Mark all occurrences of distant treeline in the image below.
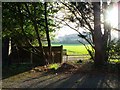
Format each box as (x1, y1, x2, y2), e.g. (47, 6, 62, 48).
(52, 34, 88, 44)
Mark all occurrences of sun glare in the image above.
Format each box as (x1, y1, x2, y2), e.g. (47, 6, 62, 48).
(106, 6, 118, 28)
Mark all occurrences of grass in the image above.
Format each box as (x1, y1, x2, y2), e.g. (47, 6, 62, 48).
(48, 63, 60, 70)
(63, 45, 89, 55)
(52, 44, 91, 55)
(51, 44, 120, 63)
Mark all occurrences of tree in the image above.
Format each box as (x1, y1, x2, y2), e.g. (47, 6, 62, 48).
(2, 2, 57, 66)
(24, 3, 48, 65)
(55, 1, 114, 66)
(2, 37, 9, 66)
(93, 2, 104, 66)
(44, 2, 52, 63)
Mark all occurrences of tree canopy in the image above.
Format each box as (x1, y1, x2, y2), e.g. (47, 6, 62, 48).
(2, 2, 59, 65)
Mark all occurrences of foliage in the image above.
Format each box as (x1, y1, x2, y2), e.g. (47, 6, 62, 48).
(108, 39, 120, 60)
(2, 2, 58, 46)
(2, 2, 60, 65)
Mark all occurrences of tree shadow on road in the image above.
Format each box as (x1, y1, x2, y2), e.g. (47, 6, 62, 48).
(43, 62, 120, 88)
(20, 62, 119, 88)
(2, 61, 120, 88)
(43, 72, 119, 88)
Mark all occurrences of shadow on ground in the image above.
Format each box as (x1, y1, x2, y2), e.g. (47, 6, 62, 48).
(2, 63, 38, 79)
(33, 62, 120, 88)
(2, 61, 120, 88)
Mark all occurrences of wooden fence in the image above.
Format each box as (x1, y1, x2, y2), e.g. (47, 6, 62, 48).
(9, 45, 63, 64)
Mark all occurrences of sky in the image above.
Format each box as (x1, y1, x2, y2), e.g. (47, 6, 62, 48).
(55, 26, 77, 37)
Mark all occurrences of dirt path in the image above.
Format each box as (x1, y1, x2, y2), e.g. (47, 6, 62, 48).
(63, 55, 90, 62)
(2, 68, 120, 88)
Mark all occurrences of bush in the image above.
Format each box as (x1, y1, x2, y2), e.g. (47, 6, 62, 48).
(108, 39, 120, 62)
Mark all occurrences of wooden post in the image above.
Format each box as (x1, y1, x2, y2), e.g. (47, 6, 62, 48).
(61, 45, 63, 63)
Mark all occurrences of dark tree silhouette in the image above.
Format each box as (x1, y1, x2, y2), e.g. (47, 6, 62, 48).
(44, 2, 53, 64)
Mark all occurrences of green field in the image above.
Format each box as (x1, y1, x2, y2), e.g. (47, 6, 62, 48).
(51, 44, 120, 62)
(52, 44, 91, 55)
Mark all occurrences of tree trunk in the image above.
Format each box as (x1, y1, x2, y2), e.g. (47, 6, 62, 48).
(44, 2, 53, 64)
(93, 2, 104, 66)
(2, 37, 9, 67)
(33, 20, 47, 65)
(33, 4, 49, 65)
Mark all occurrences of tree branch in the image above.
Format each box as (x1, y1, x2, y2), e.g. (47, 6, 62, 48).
(55, 16, 94, 49)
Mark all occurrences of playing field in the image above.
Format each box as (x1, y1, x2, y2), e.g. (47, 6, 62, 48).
(52, 44, 91, 55)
